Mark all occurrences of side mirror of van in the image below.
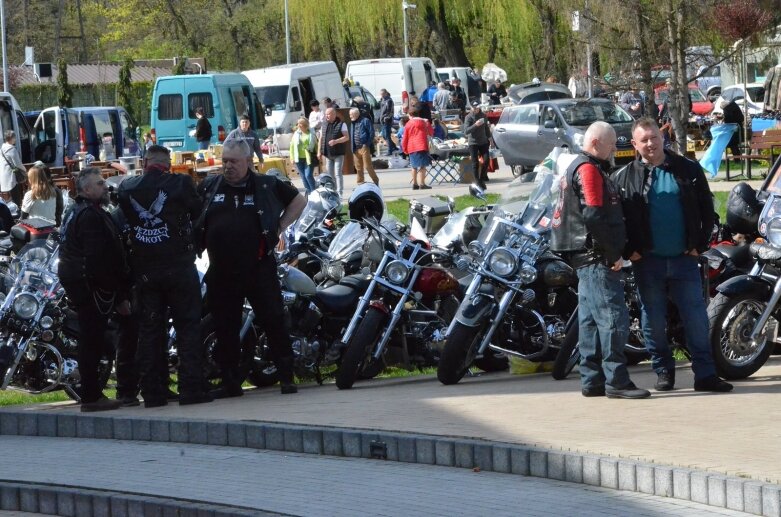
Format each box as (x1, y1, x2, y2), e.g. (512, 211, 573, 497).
(543, 120, 557, 129)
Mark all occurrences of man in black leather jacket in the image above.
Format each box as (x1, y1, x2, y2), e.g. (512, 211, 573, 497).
(197, 138, 306, 397)
(612, 118, 732, 393)
(118, 145, 213, 408)
(59, 168, 130, 412)
(551, 121, 650, 399)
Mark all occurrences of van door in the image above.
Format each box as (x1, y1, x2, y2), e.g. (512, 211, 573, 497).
(92, 111, 117, 160)
(298, 78, 314, 117)
(14, 110, 34, 162)
(187, 90, 215, 150)
(290, 86, 303, 114)
(155, 85, 186, 149)
(118, 109, 139, 156)
(33, 107, 64, 166)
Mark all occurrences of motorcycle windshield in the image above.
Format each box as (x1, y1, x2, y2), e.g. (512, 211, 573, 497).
(475, 172, 559, 247)
(294, 191, 327, 241)
(9, 241, 60, 294)
(431, 211, 467, 249)
(327, 221, 369, 261)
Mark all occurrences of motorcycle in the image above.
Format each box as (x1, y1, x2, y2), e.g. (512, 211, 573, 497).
(335, 217, 462, 389)
(706, 179, 780, 379)
(437, 172, 578, 385)
(0, 237, 114, 400)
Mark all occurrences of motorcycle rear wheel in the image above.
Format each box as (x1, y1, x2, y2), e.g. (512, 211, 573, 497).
(335, 308, 387, 390)
(708, 292, 776, 379)
(437, 321, 482, 385)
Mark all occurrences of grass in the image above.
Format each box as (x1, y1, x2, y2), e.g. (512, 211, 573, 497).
(0, 390, 71, 407)
(714, 191, 728, 222)
(385, 193, 502, 222)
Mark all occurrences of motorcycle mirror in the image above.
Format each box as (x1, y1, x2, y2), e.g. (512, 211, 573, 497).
(469, 184, 487, 202)
(447, 196, 456, 212)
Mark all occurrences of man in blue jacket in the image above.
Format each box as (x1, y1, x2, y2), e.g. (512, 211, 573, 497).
(349, 108, 379, 185)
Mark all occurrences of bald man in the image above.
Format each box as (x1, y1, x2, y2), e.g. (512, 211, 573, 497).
(551, 121, 650, 399)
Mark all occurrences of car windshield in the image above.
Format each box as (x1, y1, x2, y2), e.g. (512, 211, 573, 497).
(558, 102, 633, 127)
(255, 85, 289, 111)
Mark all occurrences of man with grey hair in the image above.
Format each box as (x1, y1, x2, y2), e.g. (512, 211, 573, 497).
(550, 121, 650, 399)
(118, 145, 212, 408)
(0, 130, 24, 205)
(197, 136, 306, 396)
(318, 107, 349, 197)
(59, 168, 131, 411)
(433, 82, 452, 112)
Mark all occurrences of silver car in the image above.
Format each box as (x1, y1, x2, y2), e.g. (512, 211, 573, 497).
(493, 98, 636, 176)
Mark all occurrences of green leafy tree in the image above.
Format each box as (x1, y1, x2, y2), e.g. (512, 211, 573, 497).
(117, 57, 134, 119)
(172, 57, 187, 76)
(56, 59, 73, 108)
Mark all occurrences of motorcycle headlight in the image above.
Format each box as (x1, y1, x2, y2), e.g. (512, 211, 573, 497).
(325, 261, 344, 281)
(519, 264, 538, 284)
(13, 293, 39, 320)
(40, 315, 54, 329)
(468, 241, 485, 258)
(488, 248, 517, 277)
(385, 260, 410, 284)
(766, 217, 781, 247)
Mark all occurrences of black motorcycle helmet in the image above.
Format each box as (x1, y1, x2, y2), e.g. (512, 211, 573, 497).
(726, 182, 762, 235)
(348, 183, 385, 221)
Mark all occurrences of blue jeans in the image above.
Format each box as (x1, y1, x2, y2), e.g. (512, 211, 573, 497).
(576, 263, 631, 390)
(632, 254, 716, 381)
(295, 159, 315, 193)
(198, 140, 210, 150)
(381, 121, 397, 155)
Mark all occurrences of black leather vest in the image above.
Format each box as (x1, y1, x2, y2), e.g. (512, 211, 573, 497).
(550, 154, 625, 257)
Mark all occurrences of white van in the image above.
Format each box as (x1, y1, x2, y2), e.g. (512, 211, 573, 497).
(436, 67, 481, 103)
(243, 61, 347, 133)
(344, 57, 438, 114)
(0, 92, 36, 163)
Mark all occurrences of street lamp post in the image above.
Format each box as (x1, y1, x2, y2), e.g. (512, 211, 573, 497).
(284, 0, 291, 64)
(402, 1, 416, 58)
(0, 0, 8, 91)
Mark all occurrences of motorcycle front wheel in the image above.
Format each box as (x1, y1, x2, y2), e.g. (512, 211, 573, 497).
(708, 292, 776, 379)
(437, 321, 482, 385)
(335, 307, 388, 390)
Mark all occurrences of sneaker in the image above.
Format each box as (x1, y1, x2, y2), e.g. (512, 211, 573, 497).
(581, 386, 606, 397)
(420, 184, 432, 190)
(179, 391, 215, 406)
(81, 396, 122, 413)
(694, 376, 734, 392)
(117, 395, 141, 407)
(412, 184, 420, 190)
(655, 369, 675, 391)
(605, 383, 651, 399)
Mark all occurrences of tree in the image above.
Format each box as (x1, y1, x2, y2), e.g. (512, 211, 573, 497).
(56, 59, 73, 108)
(117, 58, 134, 119)
(172, 57, 187, 76)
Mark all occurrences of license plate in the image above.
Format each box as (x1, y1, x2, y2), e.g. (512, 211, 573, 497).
(166, 141, 184, 148)
(615, 149, 635, 158)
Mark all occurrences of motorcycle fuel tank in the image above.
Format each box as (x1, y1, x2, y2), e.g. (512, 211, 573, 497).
(282, 265, 317, 296)
(541, 259, 577, 287)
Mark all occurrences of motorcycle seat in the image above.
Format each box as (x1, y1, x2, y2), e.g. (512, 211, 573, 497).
(339, 274, 371, 292)
(315, 284, 362, 314)
(713, 243, 751, 266)
(750, 242, 781, 264)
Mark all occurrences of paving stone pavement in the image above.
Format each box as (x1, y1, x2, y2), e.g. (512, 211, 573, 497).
(0, 436, 752, 517)
(28, 357, 781, 486)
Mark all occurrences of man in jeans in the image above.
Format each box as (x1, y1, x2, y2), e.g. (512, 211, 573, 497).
(379, 89, 398, 155)
(318, 108, 349, 197)
(612, 118, 733, 393)
(349, 107, 379, 185)
(551, 122, 650, 399)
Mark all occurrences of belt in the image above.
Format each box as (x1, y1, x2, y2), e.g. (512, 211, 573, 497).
(562, 250, 609, 269)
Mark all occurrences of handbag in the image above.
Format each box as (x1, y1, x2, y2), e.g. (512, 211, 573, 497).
(1, 148, 27, 185)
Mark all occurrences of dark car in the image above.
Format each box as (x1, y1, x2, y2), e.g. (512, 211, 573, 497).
(493, 98, 635, 176)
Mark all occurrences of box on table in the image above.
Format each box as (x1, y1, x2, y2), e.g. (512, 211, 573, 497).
(409, 196, 453, 235)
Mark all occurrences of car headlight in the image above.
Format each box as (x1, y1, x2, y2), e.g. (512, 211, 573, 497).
(488, 248, 517, 277)
(766, 217, 781, 247)
(13, 293, 39, 320)
(385, 260, 410, 284)
(519, 264, 538, 284)
(468, 241, 485, 258)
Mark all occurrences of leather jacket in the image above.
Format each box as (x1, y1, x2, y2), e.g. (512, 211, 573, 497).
(551, 153, 626, 267)
(59, 196, 129, 293)
(117, 168, 201, 271)
(611, 150, 714, 256)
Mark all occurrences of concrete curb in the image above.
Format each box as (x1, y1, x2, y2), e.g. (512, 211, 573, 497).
(0, 480, 283, 516)
(1, 410, 777, 516)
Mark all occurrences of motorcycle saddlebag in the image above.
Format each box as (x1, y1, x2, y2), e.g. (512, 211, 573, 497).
(726, 182, 762, 235)
(409, 196, 452, 235)
(11, 217, 57, 243)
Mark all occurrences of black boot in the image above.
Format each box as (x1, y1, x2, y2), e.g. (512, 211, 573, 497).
(210, 367, 244, 399)
(276, 356, 298, 394)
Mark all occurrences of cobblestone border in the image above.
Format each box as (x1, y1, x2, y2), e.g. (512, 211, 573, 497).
(0, 480, 283, 516)
(1, 411, 779, 516)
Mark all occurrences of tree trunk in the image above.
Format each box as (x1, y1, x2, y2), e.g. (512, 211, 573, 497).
(422, 0, 470, 66)
(632, 0, 654, 117)
(666, 0, 689, 154)
(76, 0, 87, 62)
(53, 0, 64, 61)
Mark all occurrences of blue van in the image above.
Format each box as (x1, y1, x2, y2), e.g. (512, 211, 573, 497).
(30, 106, 138, 166)
(151, 73, 266, 151)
